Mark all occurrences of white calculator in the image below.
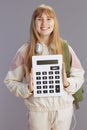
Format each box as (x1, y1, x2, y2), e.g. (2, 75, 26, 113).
(32, 55, 63, 97)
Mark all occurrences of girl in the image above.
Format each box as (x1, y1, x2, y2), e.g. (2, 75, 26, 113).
(4, 4, 85, 130)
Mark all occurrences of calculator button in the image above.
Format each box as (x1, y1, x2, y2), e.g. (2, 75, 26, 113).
(36, 81, 41, 84)
(49, 71, 53, 75)
(55, 80, 60, 83)
(49, 85, 54, 88)
(42, 76, 47, 79)
(49, 90, 54, 93)
(49, 76, 53, 79)
(42, 71, 47, 75)
(55, 71, 60, 74)
(43, 81, 47, 84)
(55, 76, 60, 79)
(55, 85, 60, 93)
(36, 77, 41, 80)
(49, 81, 54, 84)
(37, 86, 41, 89)
(37, 90, 42, 94)
(50, 66, 59, 70)
(43, 90, 48, 93)
(36, 72, 41, 75)
(43, 85, 48, 89)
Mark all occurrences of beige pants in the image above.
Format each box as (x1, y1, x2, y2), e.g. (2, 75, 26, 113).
(28, 107, 73, 130)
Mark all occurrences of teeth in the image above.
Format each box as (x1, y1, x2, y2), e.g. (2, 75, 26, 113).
(41, 27, 48, 30)
(42, 28, 47, 29)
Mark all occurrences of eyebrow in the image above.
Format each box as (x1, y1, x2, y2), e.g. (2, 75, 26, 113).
(36, 15, 52, 18)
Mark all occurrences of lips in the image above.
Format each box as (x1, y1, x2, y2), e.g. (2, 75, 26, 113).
(40, 27, 49, 30)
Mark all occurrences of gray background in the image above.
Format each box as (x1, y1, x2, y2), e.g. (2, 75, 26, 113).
(0, 0, 87, 130)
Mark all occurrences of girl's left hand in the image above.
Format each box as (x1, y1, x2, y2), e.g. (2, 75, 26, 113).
(62, 62, 70, 88)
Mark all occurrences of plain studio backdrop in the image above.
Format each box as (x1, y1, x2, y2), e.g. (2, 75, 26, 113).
(0, 0, 87, 130)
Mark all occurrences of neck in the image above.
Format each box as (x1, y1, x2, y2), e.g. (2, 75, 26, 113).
(40, 35, 50, 46)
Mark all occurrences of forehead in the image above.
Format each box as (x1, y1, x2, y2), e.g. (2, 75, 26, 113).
(34, 8, 55, 18)
(36, 13, 51, 18)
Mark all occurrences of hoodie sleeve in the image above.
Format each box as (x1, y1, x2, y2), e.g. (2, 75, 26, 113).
(4, 43, 32, 98)
(65, 45, 85, 94)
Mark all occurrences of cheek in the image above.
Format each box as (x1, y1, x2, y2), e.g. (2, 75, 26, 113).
(35, 23, 40, 31)
(50, 23, 54, 31)
(50, 21, 54, 28)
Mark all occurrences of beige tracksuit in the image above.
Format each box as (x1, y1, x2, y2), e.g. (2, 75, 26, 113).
(4, 42, 85, 130)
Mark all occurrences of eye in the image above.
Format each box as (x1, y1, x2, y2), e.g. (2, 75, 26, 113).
(36, 16, 44, 21)
(47, 18, 51, 20)
(37, 18, 41, 21)
(47, 17, 52, 21)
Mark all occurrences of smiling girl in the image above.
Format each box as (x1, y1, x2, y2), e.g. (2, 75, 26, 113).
(4, 4, 85, 130)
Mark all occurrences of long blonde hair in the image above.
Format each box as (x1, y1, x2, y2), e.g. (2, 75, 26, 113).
(26, 4, 64, 72)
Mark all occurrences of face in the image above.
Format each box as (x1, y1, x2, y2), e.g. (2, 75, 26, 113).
(35, 13, 54, 38)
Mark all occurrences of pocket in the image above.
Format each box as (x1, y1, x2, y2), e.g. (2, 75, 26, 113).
(61, 90, 74, 103)
(58, 107, 73, 121)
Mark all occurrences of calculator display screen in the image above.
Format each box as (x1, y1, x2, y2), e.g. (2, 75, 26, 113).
(37, 60, 58, 65)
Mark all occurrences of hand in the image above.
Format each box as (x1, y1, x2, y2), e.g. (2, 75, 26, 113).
(29, 68, 34, 92)
(62, 62, 70, 88)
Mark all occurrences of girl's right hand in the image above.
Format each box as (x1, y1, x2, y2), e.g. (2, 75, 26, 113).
(29, 68, 34, 93)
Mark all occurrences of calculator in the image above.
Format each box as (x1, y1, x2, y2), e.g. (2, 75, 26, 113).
(32, 55, 63, 97)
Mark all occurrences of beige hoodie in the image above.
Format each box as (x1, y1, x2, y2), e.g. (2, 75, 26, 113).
(4, 42, 85, 111)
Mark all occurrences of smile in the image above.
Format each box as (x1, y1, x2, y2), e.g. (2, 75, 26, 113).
(40, 27, 49, 30)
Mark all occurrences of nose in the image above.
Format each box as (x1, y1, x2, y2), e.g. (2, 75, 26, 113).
(42, 18, 45, 22)
(41, 19, 47, 25)
(42, 18, 47, 23)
